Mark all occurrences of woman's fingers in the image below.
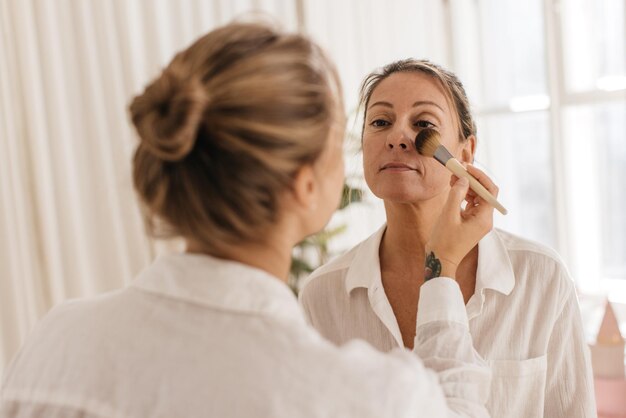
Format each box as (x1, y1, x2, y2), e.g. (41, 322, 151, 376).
(466, 164, 499, 198)
(449, 172, 477, 207)
(445, 176, 470, 216)
(449, 165, 500, 219)
(451, 165, 498, 218)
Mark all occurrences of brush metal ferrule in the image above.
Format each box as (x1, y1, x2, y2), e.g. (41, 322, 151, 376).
(433, 146, 454, 166)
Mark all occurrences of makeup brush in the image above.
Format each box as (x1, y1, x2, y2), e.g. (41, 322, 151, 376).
(415, 129, 508, 215)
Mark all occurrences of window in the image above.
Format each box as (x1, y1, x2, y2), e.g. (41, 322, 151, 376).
(477, 112, 556, 248)
(450, 0, 626, 298)
(560, 0, 625, 93)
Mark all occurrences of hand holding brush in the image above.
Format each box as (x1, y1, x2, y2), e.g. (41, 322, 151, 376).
(414, 129, 508, 215)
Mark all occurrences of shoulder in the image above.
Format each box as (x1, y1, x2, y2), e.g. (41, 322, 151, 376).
(38, 288, 138, 334)
(494, 228, 575, 298)
(495, 228, 562, 262)
(1, 289, 136, 397)
(10, 289, 133, 359)
(5, 287, 147, 370)
(495, 229, 568, 273)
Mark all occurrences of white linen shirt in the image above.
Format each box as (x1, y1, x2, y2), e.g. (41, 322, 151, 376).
(299, 226, 597, 418)
(1, 252, 490, 418)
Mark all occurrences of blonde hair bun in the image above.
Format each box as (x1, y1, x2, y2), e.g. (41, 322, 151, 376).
(129, 22, 341, 252)
(130, 63, 208, 162)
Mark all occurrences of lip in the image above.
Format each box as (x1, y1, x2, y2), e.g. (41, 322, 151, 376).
(380, 162, 417, 172)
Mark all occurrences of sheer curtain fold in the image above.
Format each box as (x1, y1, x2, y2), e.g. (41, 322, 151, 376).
(0, 0, 49, 367)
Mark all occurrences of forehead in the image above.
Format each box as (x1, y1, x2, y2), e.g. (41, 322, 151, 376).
(369, 71, 450, 112)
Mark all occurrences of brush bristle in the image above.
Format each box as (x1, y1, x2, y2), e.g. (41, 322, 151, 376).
(414, 129, 442, 157)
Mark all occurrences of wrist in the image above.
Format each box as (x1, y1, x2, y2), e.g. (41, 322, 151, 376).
(439, 261, 459, 279)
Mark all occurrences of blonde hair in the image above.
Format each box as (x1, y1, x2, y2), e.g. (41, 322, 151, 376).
(359, 59, 476, 142)
(129, 22, 341, 253)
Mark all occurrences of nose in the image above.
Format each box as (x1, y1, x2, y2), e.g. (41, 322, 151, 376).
(385, 129, 413, 151)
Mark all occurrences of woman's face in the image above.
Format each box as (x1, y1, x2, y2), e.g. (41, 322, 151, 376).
(362, 71, 473, 204)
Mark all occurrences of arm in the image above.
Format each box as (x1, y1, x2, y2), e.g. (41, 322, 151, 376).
(543, 285, 597, 418)
(411, 168, 496, 416)
(417, 167, 498, 415)
(412, 277, 491, 417)
(320, 278, 490, 418)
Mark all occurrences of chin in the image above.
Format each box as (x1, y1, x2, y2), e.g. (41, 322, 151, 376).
(366, 173, 448, 203)
(372, 188, 431, 204)
(371, 179, 449, 205)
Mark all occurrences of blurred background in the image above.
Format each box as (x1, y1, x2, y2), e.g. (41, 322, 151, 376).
(0, 0, 624, 386)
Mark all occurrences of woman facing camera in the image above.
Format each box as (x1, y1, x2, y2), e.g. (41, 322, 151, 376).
(299, 59, 596, 418)
(0, 24, 497, 417)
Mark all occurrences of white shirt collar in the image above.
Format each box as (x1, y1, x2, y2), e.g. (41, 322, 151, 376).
(132, 252, 305, 323)
(344, 225, 386, 294)
(344, 224, 516, 296)
(476, 228, 516, 295)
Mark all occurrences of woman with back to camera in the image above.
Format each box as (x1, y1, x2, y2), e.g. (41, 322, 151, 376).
(299, 59, 597, 418)
(0, 23, 497, 417)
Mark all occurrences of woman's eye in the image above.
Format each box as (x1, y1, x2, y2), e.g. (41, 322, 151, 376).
(370, 119, 390, 127)
(414, 120, 435, 128)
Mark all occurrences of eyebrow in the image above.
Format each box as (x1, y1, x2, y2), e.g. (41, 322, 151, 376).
(368, 100, 445, 112)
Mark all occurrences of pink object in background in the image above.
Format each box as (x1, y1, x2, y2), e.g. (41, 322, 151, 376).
(591, 302, 626, 417)
(595, 377, 626, 418)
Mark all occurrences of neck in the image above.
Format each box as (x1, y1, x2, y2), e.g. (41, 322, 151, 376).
(186, 230, 294, 283)
(380, 196, 479, 285)
(381, 197, 444, 262)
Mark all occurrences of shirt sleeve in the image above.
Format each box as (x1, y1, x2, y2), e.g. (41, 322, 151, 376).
(413, 277, 492, 418)
(543, 284, 598, 418)
(308, 277, 490, 418)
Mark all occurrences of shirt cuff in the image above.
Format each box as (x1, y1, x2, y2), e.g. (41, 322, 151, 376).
(416, 277, 469, 328)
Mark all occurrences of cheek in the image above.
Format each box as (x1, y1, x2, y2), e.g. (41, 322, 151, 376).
(361, 138, 380, 176)
(425, 161, 452, 188)
(362, 155, 378, 192)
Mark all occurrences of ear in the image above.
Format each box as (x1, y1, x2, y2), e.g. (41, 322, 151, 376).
(291, 164, 318, 211)
(460, 135, 476, 164)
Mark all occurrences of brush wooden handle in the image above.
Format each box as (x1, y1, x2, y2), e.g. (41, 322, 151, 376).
(445, 158, 508, 215)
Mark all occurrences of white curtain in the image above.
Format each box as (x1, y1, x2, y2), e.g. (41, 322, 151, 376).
(0, 0, 446, 372)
